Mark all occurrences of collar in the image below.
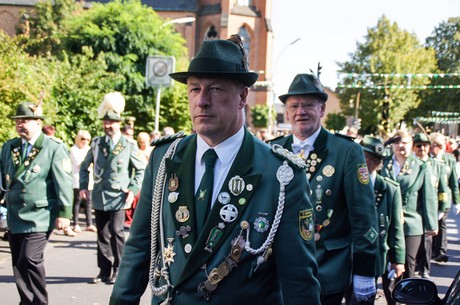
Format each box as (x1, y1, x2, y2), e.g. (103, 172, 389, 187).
(106, 132, 121, 145)
(22, 131, 42, 146)
(292, 127, 321, 149)
(196, 126, 244, 167)
(370, 171, 377, 186)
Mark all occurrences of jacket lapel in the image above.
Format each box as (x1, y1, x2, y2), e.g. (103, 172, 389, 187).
(177, 129, 262, 286)
(306, 127, 329, 181)
(12, 134, 45, 183)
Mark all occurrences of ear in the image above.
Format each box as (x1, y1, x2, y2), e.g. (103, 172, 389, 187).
(238, 86, 248, 109)
(319, 102, 326, 118)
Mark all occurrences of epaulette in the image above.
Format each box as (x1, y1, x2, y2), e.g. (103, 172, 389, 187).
(334, 132, 355, 142)
(150, 131, 185, 147)
(383, 176, 400, 187)
(265, 134, 285, 144)
(271, 144, 307, 169)
(49, 136, 63, 144)
(126, 137, 137, 145)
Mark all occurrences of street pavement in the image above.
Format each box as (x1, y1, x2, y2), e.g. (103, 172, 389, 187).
(0, 210, 459, 305)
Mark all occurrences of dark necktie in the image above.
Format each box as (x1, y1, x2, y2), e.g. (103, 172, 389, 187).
(195, 149, 218, 233)
(22, 142, 30, 161)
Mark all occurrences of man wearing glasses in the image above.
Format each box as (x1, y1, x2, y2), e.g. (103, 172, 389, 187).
(0, 101, 73, 304)
(268, 73, 379, 305)
(429, 132, 460, 263)
(412, 133, 447, 279)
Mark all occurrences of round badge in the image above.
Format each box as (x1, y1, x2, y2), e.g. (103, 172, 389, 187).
(311, 160, 317, 166)
(322, 165, 335, 177)
(218, 192, 231, 205)
(219, 204, 238, 223)
(254, 217, 270, 233)
(175, 206, 190, 223)
(314, 233, 321, 241)
(168, 192, 179, 203)
(238, 198, 246, 205)
(240, 220, 249, 229)
(32, 165, 41, 173)
(184, 244, 192, 253)
(246, 184, 253, 191)
(229, 176, 245, 196)
(315, 205, 323, 212)
(325, 189, 332, 196)
(310, 153, 317, 160)
(316, 175, 323, 182)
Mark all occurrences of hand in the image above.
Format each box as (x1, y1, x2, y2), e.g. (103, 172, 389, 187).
(55, 217, 70, 230)
(353, 275, 376, 302)
(125, 190, 135, 205)
(426, 230, 438, 237)
(79, 189, 89, 200)
(438, 211, 444, 220)
(391, 263, 405, 278)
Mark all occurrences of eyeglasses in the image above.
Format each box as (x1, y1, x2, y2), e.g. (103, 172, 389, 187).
(415, 144, 428, 148)
(287, 102, 320, 112)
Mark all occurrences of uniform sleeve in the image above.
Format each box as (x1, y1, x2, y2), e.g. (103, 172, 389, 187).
(387, 185, 405, 265)
(273, 166, 321, 305)
(51, 143, 73, 218)
(128, 142, 146, 194)
(422, 165, 438, 232)
(79, 144, 94, 190)
(344, 143, 379, 276)
(437, 163, 449, 212)
(448, 157, 460, 206)
(110, 147, 160, 305)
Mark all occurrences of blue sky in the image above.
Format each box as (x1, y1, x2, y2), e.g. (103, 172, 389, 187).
(271, 0, 460, 96)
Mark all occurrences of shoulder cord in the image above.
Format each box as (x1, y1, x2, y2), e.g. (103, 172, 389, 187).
(148, 138, 182, 298)
(245, 160, 294, 256)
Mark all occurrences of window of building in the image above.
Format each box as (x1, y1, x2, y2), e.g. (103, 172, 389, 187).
(237, 0, 252, 6)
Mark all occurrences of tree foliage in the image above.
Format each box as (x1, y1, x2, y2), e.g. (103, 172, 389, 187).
(336, 15, 437, 136)
(415, 17, 460, 117)
(324, 113, 347, 132)
(59, 0, 192, 133)
(250, 104, 276, 128)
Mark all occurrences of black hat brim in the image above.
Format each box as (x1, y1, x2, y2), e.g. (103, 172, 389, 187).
(279, 91, 328, 103)
(170, 71, 259, 87)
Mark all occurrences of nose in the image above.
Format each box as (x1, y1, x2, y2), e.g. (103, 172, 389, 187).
(196, 91, 210, 108)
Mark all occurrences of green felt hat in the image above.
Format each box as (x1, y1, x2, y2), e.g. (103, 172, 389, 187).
(10, 102, 45, 120)
(279, 73, 328, 103)
(413, 133, 431, 144)
(169, 39, 259, 87)
(361, 136, 387, 159)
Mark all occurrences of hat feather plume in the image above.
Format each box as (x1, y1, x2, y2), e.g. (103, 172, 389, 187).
(98, 92, 125, 118)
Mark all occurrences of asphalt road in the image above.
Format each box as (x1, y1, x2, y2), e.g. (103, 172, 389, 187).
(0, 210, 459, 305)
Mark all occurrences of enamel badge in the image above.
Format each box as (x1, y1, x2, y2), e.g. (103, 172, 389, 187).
(357, 164, 370, 185)
(228, 176, 245, 196)
(299, 209, 314, 241)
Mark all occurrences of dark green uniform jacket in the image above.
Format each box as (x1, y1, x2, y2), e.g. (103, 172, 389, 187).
(373, 174, 405, 275)
(0, 133, 73, 233)
(269, 127, 378, 294)
(80, 135, 146, 211)
(110, 130, 320, 305)
(380, 154, 438, 235)
(436, 153, 460, 210)
(426, 158, 448, 212)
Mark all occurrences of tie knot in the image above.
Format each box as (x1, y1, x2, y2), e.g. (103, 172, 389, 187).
(203, 149, 218, 168)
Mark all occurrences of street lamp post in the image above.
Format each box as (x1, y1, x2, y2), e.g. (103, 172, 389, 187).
(268, 37, 301, 136)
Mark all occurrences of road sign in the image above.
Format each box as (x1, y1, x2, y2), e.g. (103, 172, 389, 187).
(145, 56, 175, 87)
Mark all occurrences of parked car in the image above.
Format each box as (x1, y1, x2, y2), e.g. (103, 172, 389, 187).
(392, 271, 460, 305)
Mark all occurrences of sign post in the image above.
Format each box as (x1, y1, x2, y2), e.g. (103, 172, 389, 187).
(145, 56, 175, 133)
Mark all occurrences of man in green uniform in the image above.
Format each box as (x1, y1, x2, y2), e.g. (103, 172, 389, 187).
(80, 92, 146, 285)
(380, 130, 438, 279)
(268, 74, 378, 305)
(413, 133, 448, 279)
(0, 101, 73, 304)
(361, 136, 405, 305)
(110, 35, 320, 305)
(429, 132, 460, 263)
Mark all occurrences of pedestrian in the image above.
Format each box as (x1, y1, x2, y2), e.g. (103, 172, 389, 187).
(412, 133, 448, 279)
(268, 73, 379, 305)
(69, 130, 97, 234)
(110, 35, 320, 305)
(162, 126, 175, 136)
(361, 136, 406, 304)
(380, 130, 438, 281)
(41, 125, 55, 136)
(0, 101, 73, 304)
(122, 125, 134, 139)
(79, 92, 146, 285)
(429, 132, 460, 263)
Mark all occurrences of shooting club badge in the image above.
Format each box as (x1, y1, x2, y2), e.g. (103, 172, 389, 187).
(175, 206, 190, 223)
(299, 209, 314, 241)
(357, 164, 370, 185)
(229, 175, 245, 196)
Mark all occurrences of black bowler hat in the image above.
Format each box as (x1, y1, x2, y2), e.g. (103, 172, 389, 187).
(361, 136, 387, 159)
(278, 73, 328, 103)
(10, 102, 45, 120)
(413, 133, 431, 144)
(169, 39, 259, 87)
